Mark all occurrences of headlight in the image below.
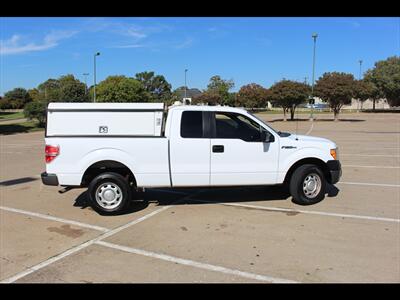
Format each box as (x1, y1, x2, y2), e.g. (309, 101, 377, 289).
(330, 148, 338, 160)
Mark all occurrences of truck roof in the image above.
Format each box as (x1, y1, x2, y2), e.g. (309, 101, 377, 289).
(47, 102, 165, 111)
(169, 105, 248, 114)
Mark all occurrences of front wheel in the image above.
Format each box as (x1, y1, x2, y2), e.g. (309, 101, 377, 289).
(88, 172, 131, 215)
(289, 164, 326, 205)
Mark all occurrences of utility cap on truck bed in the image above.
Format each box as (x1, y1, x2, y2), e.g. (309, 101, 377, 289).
(46, 102, 165, 137)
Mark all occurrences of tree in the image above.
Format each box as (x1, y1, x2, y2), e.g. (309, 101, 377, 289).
(3, 88, 32, 109)
(23, 101, 47, 127)
(95, 76, 148, 102)
(58, 75, 89, 102)
(37, 78, 62, 102)
(268, 80, 310, 121)
(206, 75, 235, 105)
(354, 79, 380, 110)
(235, 83, 270, 109)
(192, 90, 221, 106)
(37, 75, 88, 103)
(28, 88, 41, 102)
(364, 56, 400, 108)
(135, 71, 172, 102)
(314, 72, 355, 121)
(0, 97, 13, 110)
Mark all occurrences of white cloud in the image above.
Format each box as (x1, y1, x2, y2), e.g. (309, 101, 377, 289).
(0, 30, 78, 55)
(174, 37, 194, 49)
(111, 44, 146, 49)
(83, 18, 148, 39)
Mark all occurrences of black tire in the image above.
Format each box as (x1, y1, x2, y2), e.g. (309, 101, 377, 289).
(88, 172, 131, 215)
(289, 164, 326, 205)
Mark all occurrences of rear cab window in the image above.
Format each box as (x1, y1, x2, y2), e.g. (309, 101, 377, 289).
(181, 111, 203, 138)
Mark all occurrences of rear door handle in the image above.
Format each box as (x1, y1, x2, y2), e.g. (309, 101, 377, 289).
(212, 145, 224, 153)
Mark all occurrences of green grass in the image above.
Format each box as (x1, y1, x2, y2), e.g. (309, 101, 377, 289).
(0, 111, 24, 121)
(0, 120, 44, 135)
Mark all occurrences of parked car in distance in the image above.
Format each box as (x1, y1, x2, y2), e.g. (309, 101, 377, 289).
(303, 103, 329, 110)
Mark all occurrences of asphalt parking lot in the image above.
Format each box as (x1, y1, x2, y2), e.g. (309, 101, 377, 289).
(0, 112, 399, 283)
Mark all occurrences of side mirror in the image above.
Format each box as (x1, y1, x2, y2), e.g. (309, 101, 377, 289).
(260, 130, 275, 143)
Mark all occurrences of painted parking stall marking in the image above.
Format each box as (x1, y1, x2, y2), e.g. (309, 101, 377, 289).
(0, 205, 172, 283)
(0, 206, 109, 232)
(189, 200, 400, 223)
(95, 241, 298, 283)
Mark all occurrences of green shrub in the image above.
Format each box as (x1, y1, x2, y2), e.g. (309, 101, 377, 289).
(24, 101, 47, 127)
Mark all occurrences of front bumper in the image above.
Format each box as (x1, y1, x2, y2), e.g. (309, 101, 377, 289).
(41, 172, 59, 186)
(327, 160, 342, 184)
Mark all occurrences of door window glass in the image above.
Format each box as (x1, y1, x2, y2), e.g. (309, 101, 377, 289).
(215, 112, 262, 142)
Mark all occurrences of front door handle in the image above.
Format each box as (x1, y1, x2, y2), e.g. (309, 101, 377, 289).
(212, 145, 224, 153)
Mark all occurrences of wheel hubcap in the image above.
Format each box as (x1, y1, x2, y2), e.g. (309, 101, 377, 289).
(95, 182, 123, 209)
(303, 173, 321, 199)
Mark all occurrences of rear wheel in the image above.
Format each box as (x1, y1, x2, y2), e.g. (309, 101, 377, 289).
(88, 172, 131, 214)
(289, 164, 326, 205)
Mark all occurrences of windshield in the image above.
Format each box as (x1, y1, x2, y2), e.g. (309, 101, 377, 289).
(247, 111, 291, 137)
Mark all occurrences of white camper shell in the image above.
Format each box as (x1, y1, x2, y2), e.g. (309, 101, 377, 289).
(46, 102, 165, 137)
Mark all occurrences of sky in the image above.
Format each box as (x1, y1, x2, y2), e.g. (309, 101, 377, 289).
(1, 17, 399, 96)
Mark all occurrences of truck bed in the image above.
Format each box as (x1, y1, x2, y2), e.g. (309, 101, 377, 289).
(45, 137, 171, 187)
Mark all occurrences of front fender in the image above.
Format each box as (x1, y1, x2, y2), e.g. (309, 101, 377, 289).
(277, 147, 332, 183)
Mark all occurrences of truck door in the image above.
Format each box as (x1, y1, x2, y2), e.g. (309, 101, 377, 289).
(169, 110, 211, 186)
(210, 112, 279, 186)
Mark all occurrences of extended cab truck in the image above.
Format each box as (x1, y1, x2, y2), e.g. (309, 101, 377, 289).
(41, 103, 342, 214)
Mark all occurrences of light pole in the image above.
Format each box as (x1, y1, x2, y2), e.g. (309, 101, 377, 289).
(310, 33, 318, 121)
(184, 69, 188, 100)
(93, 52, 100, 102)
(357, 60, 363, 111)
(83, 73, 89, 95)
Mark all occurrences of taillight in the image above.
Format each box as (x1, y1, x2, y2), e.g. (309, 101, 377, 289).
(45, 145, 59, 163)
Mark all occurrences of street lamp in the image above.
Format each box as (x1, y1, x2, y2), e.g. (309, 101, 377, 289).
(83, 73, 89, 95)
(310, 33, 318, 121)
(357, 60, 363, 111)
(184, 69, 188, 100)
(93, 52, 100, 102)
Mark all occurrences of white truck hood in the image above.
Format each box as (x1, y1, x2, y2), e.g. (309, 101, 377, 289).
(282, 134, 337, 149)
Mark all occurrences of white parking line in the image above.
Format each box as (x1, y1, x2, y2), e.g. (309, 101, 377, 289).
(96, 241, 297, 283)
(341, 154, 400, 157)
(0, 206, 110, 232)
(342, 165, 400, 169)
(341, 147, 400, 150)
(305, 122, 314, 135)
(338, 181, 400, 188)
(0, 205, 172, 283)
(190, 200, 400, 223)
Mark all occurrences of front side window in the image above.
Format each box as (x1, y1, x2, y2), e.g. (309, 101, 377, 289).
(181, 111, 203, 138)
(215, 112, 262, 142)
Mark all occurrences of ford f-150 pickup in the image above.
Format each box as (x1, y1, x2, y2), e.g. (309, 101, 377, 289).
(41, 102, 341, 214)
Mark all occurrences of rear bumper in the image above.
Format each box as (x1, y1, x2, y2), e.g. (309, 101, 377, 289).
(41, 172, 59, 186)
(327, 160, 342, 184)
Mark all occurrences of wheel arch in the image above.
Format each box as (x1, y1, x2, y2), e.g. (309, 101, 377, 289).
(81, 160, 137, 187)
(283, 157, 331, 185)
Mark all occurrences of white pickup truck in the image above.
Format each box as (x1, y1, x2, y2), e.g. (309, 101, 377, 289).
(41, 102, 341, 214)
